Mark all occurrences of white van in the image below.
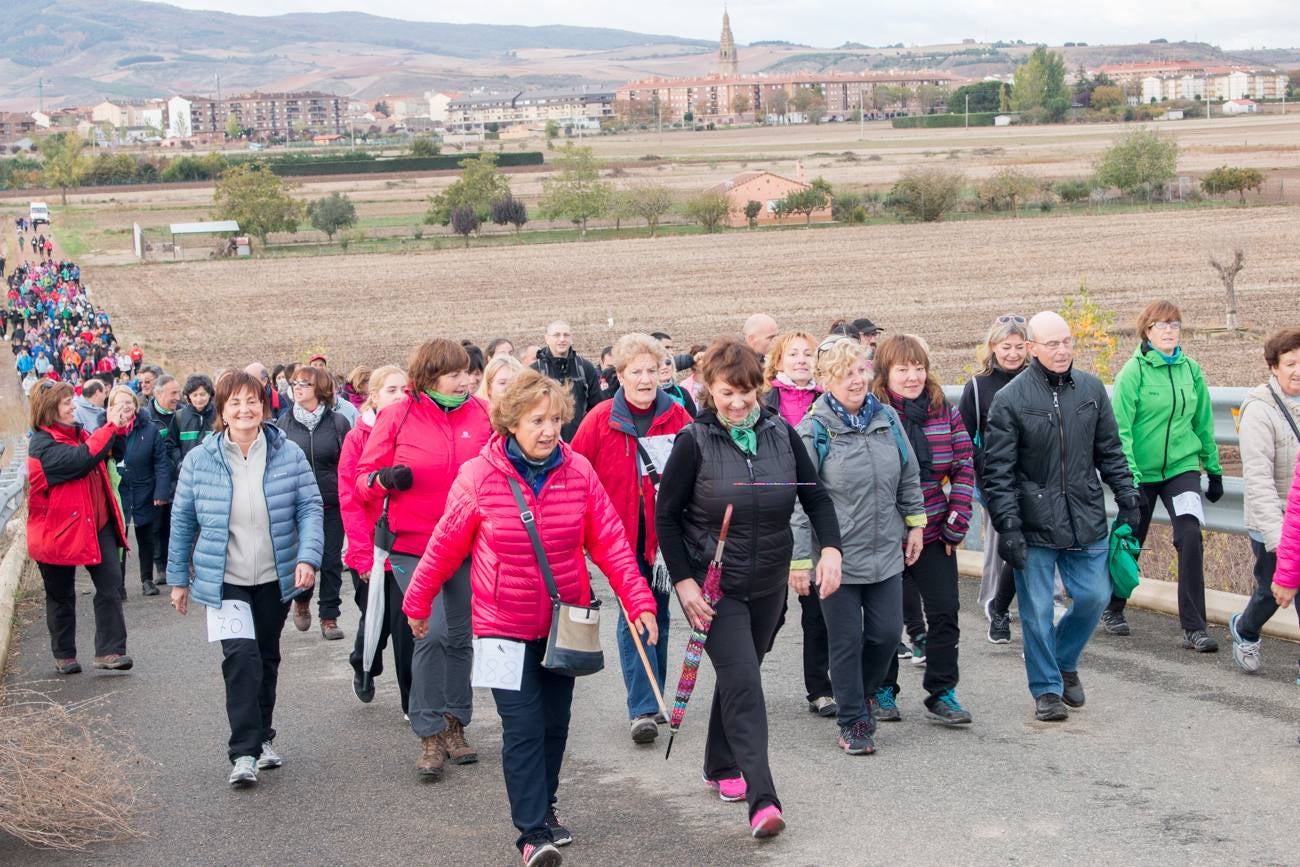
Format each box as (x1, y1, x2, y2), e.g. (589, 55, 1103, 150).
(29, 202, 50, 226)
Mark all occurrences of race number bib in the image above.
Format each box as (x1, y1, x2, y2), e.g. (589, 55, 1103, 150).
(471, 637, 525, 690)
(207, 599, 256, 642)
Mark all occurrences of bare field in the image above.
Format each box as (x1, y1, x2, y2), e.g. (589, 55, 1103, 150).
(93, 206, 1296, 386)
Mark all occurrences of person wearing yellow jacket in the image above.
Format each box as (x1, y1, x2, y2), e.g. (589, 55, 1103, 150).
(1103, 300, 1223, 650)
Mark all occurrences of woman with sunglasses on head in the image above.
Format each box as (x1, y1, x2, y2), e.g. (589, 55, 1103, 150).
(1103, 300, 1222, 650)
(958, 315, 1029, 644)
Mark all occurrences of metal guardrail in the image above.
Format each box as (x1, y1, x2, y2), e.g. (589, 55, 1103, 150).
(0, 439, 29, 527)
(944, 384, 1251, 537)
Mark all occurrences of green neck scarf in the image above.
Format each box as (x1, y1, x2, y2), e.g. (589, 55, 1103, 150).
(427, 390, 469, 410)
(718, 404, 761, 456)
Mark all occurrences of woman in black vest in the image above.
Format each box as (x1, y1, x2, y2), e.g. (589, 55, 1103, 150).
(657, 338, 841, 841)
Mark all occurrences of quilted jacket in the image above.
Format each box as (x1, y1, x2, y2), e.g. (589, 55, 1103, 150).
(166, 424, 324, 608)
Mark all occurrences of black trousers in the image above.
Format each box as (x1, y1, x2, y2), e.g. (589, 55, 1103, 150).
(821, 575, 903, 730)
(884, 541, 960, 696)
(703, 590, 785, 819)
(1107, 470, 1207, 631)
(902, 572, 927, 640)
(38, 523, 127, 659)
(132, 523, 156, 586)
(1237, 540, 1300, 642)
(221, 581, 290, 763)
(151, 502, 171, 574)
(990, 562, 1016, 616)
(348, 568, 413, 713)
(297, 506, 344, 621)
(798, 591, 832, 702)
(493, 640, 574, 852)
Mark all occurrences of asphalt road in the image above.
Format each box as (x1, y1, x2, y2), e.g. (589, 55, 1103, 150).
(2, 559, 1297, 867)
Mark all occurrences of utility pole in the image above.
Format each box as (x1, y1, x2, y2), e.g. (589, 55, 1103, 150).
(859, 89, 865, 140)
(965, 94, 970, 129)
(38, 78, 44, 114)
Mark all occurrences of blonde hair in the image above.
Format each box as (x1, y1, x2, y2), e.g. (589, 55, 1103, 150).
(763, 330, 817, 384)
(611, 333, 670, 373)
(476, 354, 524, 400)
(363, 365, 407, 411)
(107, 385, 140, 409)
(348, 365, 372, 394)
(976, 317, 1030, 375)
(814, 337, 872, 387)
(489, 369, 575, 436)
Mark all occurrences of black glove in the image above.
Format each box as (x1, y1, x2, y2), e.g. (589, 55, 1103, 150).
(1116, 492, 1143, 532)
(997, 529, 1028, 570)
(377, 464, 414, 491)
(1205, 474, 1224, 503)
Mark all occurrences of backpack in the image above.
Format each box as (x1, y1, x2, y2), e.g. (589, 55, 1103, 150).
(810, 410, 910, 473)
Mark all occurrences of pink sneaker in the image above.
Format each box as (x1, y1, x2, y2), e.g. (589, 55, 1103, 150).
(750, 804, 785, 839)
(703, 773, 747, 802)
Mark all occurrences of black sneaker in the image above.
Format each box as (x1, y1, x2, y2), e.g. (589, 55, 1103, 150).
(895, 641, 911, 660)
(353, 671, 375, 703)
(544, 805, 572, 847)
(1100, 610, 1130, 636)
(141, 581, 160, 597)
(1035, 693, 1069, 722)
(987, 610, 1011, 644)
(924, 688, 972, 725)
(1181, 629, 1219, 653)
(1060, 670, 1085, 708)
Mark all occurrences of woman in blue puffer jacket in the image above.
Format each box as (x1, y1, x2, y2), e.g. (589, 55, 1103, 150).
(166, 370, 324, 789)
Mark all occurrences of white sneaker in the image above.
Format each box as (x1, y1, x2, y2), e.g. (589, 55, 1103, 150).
(257, 741, 283, 770)
(1228, 613, 1261, 674)
(228, 755, 258, 787)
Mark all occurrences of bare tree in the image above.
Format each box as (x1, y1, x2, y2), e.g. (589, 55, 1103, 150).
(1209, 248, 1245, 329)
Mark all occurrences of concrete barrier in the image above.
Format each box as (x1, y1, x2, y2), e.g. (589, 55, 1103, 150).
(955, 548, 1299, 643)
(0, 522, 28, 675)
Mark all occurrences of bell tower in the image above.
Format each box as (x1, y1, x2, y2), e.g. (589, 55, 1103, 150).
(719, 8, 739, 77)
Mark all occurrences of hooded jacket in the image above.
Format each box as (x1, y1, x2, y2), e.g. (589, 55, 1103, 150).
(764, 377, 821, 429)
(402, 437, 656, 640)
(165, 425, 324, 608)
(1111, 344, 1221, 485)
(72, 394, 105, 432)
(27, 421, 126, 566)
(792, 395, 925, 583)
(983, 360, 1137, 549)
(1239, 380, 1300, 551)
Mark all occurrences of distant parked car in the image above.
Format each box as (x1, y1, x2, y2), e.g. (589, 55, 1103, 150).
(29, 201, 50, 226)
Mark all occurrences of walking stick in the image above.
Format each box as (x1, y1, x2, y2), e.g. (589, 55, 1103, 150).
(618, 601, 671, 725)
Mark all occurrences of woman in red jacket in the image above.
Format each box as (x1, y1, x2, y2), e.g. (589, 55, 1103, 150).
(27, 380, 133, 674)
(356, 339, 492, 779)
(405, 370, 657, 867)
(572, 333, 690, 746)
(339, 364, 409, 709)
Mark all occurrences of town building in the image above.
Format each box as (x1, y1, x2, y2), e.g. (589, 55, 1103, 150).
(91, 99, 165, 131)
(719, 10, 740, 77)
(1099, 61, 1288, 103)
(707, 170, 833, 228)
(445, 90, 616, 131)
(1222, 98, 1259, 115)
(163, 92, 345, 141)
(0, 112, 37, 142)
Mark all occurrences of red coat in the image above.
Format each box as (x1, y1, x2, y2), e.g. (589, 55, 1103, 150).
(402, 436, 656, 641)
(570, 390, 691, 564)
(338, 411, 380, 572)
(355, 392, 493, 557)
(27, 422, 126, 566)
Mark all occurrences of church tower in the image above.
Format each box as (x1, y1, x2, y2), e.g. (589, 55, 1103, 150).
(719, 8, 739, 77)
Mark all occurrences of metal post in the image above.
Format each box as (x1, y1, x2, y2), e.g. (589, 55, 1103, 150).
(965, 94, 970, 128)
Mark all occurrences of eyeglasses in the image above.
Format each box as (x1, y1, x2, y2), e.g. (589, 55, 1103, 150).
(1033, 337, 1074, 351)
(1149, 320, 1182, 331)
(290, 379, 314, 389)
(996, 314, 1026, 325)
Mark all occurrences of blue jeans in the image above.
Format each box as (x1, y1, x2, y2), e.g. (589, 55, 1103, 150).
(1014, 545, 1109, 698)
(616, 587, 670, 718)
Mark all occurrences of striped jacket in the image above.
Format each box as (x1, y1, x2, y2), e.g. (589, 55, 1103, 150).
(888, 395, 975, 546)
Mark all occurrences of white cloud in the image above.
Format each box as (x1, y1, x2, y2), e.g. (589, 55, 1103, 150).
(161, 0, 1300, 49)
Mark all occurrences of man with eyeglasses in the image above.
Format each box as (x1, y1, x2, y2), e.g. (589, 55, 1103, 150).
(981, 311, 1140, 722)
(531, 319, 604, 441)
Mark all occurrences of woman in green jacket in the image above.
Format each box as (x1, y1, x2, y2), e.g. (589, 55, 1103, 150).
(1103, 299, 1223, 650)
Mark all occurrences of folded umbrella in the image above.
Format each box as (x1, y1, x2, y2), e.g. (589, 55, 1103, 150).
(361, 503, 396, 682)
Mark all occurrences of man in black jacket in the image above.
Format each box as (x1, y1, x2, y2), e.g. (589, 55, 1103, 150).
(983, 311, 1140, 723)
(532, 319, 603, 441)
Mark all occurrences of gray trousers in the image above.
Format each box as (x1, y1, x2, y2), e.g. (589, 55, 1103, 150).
(390, 553, 473, 739)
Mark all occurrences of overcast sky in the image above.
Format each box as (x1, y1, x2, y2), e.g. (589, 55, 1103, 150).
(162, 1, 1299, 50)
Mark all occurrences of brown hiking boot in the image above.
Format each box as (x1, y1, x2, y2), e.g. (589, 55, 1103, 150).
(93, 654, 134, 671)
(417, 735, 447, 781)
(292, 600, 311, 632)
(441, 713, 478, 765)
(320, 618, 344, 640)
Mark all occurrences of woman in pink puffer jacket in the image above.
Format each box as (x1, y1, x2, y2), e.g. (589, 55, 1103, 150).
(1272, 455, 1300, 608)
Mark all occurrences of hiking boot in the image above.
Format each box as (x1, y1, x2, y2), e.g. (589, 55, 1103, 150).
(703, 774, 747, 802)
(256, 741, 283, 770)
(417, 735, 447, 781)
(808, 695, 838, 717)
(837, 720, 876, 755)
(654, 712, 667, 725)
(141, 581, 159, 597)
(870, 688, 901, 722)
(441, 714, 478, 764)
(1035, 693, 1069, 722)
(93, 654, 133, 671)
(320, 618, 344, 640)
(988, 610, 1011, 644)
(228, 755, 258, 787)
(910, 634, 927, 666)
(544, 804, 573, 847)
(54, 658, 82, 675)
(925, 688, 973, 725)
(353, 670, 375, 702)
(750, 804, 785, 839)
(1100, 610, 1130, 636)
(1060, 670, 1085, 708)
(895, 641, 911, 660)
(521, 841, 562, 867)
(1182, 629, 1219, 653)
(292, 600, 311, 632)
(630, 714, 659, 744)
(1228, 613, 1261, 674)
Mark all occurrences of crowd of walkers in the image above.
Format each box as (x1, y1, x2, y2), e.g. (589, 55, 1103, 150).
(20, 255, 1300, 865)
